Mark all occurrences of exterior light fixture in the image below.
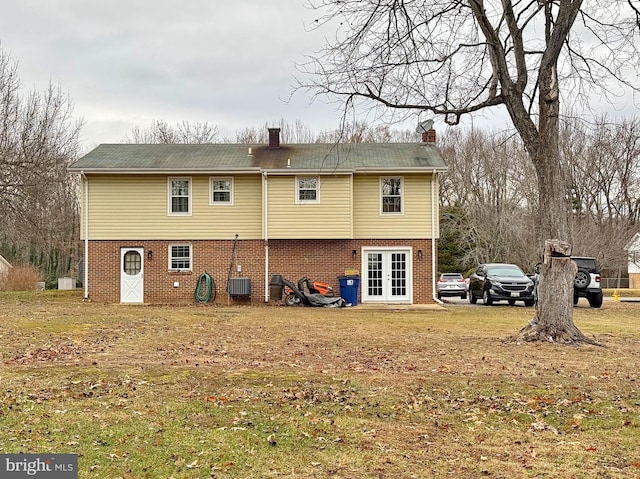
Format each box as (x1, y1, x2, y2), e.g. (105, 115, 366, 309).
(147, 250, 153, 260)
(417, 249, 423, 260)
(352, 249, 357, 259)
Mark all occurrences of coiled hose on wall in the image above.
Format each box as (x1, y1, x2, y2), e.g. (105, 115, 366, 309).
(194, 272, 216, 303)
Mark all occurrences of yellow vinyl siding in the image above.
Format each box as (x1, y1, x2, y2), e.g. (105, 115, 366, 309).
(81, 172, 439, 241)
(85, 175, 262, 240)
(267, 175, 352, 239)
(353, 173, 437, 239)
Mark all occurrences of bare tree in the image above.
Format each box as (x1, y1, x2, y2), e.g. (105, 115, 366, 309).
(298, 0, 640, 344)
(439, 127, 539, 269)
(439, 120, 640, 281)
(0, 47, 82, 283)
(316, 121, 416, 143)
(562, 115, 640, 281)
(126, 120, 219, 144)
(233, 119, 317, 144)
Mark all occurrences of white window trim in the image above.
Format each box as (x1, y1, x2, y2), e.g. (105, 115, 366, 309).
(167, 177, 192, 216)
(209, 177, 234, 206)
(295, 176, 320, 204)
(168, 244, 192, 272)
(380, 176, 404, 215)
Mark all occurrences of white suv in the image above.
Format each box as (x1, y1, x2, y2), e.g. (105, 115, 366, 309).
(437, 273, 468, 300)
(572, 257, 603, 308)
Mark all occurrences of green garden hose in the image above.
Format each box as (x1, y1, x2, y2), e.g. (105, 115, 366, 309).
(194, 272, 216, 303)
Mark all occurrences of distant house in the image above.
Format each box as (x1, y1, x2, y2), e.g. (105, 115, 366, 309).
(624, 232, 640, 289)
(0, 255, 11, 279)
(68, 127, 447, 305)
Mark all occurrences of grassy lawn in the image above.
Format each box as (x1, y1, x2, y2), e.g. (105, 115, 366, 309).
(1, 291, 639, 478)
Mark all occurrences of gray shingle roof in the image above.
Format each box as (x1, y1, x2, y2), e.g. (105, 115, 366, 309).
(69, 142, 447, 173)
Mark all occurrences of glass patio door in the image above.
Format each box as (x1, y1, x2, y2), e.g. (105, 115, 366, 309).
(363, 249, 411, 302)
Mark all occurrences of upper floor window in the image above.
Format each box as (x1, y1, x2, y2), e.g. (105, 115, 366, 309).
(381, 177, 403, 214)
(210, 177, 233, 205)
(169, 244, 192, 271)
(168, 177, 192, 216)
(296, 176, 319, 204)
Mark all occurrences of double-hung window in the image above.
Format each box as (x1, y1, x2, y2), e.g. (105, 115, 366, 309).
(381, 177, 403, 214)
(168, 177, 192, 215)
(210, 177, 233, 205)
(169, 244, 192, 271)
(296, 176, 319, 204)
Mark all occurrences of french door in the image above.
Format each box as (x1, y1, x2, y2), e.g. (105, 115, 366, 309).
(362, 248, 412, 303)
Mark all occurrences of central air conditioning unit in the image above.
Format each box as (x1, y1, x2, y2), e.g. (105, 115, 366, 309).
(227, 278, 251, 297)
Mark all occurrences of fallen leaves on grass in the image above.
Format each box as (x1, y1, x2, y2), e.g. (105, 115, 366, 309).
(10, 343, 83, 363)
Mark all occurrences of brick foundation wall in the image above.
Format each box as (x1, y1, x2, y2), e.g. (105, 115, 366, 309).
(87, 238, 437, 305)
(629, 273, 640, 290)
(267, 239, 436, 305)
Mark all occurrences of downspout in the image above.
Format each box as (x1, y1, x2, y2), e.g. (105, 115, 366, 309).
(263, 171, 269, 302)
(431, 171, 444, 305)
(81, 171, 89, 301)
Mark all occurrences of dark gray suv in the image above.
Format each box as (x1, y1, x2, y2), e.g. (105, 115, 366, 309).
(469, 263, 535, 306)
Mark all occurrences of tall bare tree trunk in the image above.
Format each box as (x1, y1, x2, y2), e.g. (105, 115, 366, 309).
(515, 58, 593, 344)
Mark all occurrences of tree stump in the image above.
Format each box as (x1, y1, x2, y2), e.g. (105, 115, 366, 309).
(516, 239, 598, 345)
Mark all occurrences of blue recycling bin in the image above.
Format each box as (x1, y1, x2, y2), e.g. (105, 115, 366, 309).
(338, 275, 360, 306)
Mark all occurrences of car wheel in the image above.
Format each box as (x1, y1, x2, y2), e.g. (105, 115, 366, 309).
(483, 288, 493, 306)
(461, 292, 467, 300)
(587, 291, 603, 308)
(574, 268, 590, 290)
(508, 299, 516, 306)
(573, 295, 579, 305)
(524, 299, 534, 307)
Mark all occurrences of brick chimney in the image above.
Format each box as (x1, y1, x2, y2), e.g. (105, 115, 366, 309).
(422, 129, 436, 143)
(268, 128, 281, 148)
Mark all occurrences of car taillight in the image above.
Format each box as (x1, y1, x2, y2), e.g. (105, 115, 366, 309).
(595, 275, 600, 282)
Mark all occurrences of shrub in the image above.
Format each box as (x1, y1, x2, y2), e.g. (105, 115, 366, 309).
(0, 265, 42, 291)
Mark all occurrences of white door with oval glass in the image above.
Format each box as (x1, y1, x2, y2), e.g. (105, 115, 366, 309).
(120, 248, 144, 303)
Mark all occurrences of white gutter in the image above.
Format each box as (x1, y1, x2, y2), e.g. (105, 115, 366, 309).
(263, 171, 269, 302)
(351, 167, 449, 173)
(262, 169, 353, 176)
(81, 171, 89, 301)
(263, 167, 448, 176)
(431, 171, 444, 305)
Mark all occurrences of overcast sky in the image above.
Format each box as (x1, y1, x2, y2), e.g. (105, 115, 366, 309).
(1, 1, 637, 154)
(0, 0, 355, 151)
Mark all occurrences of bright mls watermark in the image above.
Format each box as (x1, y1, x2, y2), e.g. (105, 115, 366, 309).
(1, 454, 77, 478)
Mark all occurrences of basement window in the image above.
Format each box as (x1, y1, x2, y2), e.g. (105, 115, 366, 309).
(169, 244, 192, 271)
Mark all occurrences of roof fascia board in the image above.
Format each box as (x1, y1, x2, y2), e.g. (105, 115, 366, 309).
(67, 168, 262, 175)
(262, 169, 354, 175)
(68, 167, 448, 175)
(353, 167, 448, 173)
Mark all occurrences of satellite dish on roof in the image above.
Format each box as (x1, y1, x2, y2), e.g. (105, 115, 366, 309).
(416, 119, 434, 133)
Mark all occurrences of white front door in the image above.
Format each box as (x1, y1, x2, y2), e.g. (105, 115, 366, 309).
(120, 248, 144, 303)
(362, 248, 412, 303)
